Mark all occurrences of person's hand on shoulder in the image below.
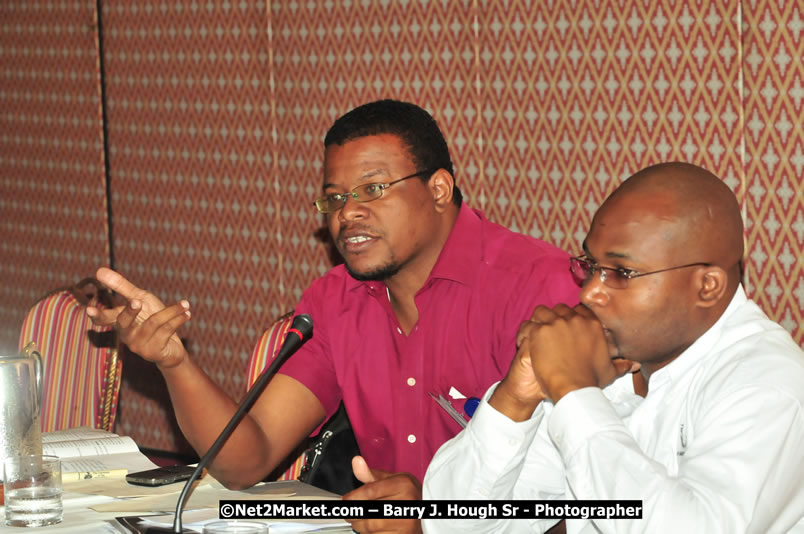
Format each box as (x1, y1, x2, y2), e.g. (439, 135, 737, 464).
(86, 267, 191, 369)
(342, 456, 422, 534)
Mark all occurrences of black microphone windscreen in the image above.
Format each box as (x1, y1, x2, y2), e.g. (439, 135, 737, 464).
(289, 313, 313, 340)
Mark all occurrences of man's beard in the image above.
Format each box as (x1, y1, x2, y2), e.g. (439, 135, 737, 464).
(345, 261, 401, 281)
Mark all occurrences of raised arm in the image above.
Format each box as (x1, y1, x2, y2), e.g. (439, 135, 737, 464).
(87, 268, 326, 488)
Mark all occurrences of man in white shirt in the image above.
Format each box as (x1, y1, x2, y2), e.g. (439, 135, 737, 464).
(423, 162, 804, 534)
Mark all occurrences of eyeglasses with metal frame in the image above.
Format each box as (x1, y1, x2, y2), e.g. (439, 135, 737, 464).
(313, 169, 437, 214)
(569, 255, 711, 289)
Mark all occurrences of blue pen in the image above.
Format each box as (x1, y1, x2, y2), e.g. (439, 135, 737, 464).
(463, 397, 480, 418)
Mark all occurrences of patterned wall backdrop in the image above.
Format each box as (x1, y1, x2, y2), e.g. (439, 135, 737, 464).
(741, 1, 804, 335)
(100, 0, 276, 451)
(474, 1, 744, 247)
(1, 0, 802, 454)
(0, 1, 109, 355)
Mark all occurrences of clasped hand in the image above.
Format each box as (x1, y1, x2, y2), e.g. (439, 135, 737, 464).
(496, 304, 639, 415)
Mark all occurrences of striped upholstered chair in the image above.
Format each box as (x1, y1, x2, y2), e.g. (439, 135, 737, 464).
(18, 278, 123, 433)
(246, 311, 308, 480)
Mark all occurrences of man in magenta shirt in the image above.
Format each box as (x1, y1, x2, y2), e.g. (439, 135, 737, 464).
(283, 204, 577, 481)
(89, 100, 578, 534)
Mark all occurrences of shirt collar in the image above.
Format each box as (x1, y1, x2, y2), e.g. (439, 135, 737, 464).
(344, 203, 484, 293)
(648, 285, 747, 391)
(426, 204, 483, 286)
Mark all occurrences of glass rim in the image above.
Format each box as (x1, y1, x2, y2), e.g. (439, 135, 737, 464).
(202, 520, 269, 533)
(201, 519, 270, 527)
(4, 454, 60, 464)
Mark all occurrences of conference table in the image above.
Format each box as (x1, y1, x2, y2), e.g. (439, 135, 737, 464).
(0, 427, 353, 532)
(1, 472, 352, 533)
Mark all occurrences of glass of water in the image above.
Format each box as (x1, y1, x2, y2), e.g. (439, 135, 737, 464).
(202, 520, 269, 533)
(3, 454, 63, 527)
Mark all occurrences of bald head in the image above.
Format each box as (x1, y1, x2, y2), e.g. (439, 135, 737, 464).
(582, 163, 746, 372)
(601, 162, 744, 278)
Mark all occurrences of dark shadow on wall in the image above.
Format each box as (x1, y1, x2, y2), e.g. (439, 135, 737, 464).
(116, 345, 197, 462)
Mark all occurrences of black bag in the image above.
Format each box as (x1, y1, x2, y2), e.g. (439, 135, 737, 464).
(299, 402, 362, 495)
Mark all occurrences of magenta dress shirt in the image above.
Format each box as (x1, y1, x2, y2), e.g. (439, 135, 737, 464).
(280, 205, 579, 481)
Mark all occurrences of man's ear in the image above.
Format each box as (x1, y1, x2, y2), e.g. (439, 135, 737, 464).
(429, 169, 455, 212)
(697, 266, 728, 308)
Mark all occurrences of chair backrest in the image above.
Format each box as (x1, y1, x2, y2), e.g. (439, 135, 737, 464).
(18, 279, 123, 433)
(246, 311, 307, 481)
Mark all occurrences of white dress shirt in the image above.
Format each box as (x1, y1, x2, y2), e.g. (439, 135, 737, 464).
(423, 286, 804, 533)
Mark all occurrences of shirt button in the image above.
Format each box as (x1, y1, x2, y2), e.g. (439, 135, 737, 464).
(407, 434, 416, 443)
(407, 377, 416, 386)
(397, 327, 402, 334)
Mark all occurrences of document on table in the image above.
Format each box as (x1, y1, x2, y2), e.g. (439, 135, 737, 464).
(44, 427, 158, 478)
(112, 480, 350, 533)
(115, 513, 352, 533)
(90, 477, 297, 512)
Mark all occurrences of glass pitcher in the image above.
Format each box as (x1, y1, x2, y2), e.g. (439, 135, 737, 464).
(0, 343, 43, 481)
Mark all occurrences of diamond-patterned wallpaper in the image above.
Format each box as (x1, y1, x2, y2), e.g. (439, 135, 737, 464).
(1, 0, 802, 454)
(0, 1, 110, 355)
(742, 1, 804, 336)
(99, 0, 278, 451)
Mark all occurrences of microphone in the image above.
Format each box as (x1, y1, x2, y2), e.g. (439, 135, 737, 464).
(145, 313, 313, 533)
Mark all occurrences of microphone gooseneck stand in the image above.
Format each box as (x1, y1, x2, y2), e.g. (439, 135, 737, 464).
(144, 314, 313, 533)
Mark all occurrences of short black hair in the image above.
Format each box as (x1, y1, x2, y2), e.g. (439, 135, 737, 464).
(324, 99, 462, 206)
